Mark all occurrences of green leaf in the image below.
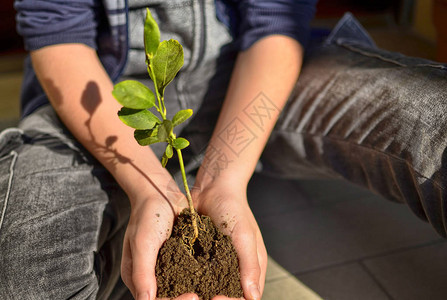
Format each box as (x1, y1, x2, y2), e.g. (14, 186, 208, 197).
(144, 8, 160, 58)
(134, 128, 160, 145)
(157, 120, 173, 142)
(150, 39, 184, 96)
(118, 107, 160, 129)
(172, 137, 190, 150)
(112, 80, 156, 109)
(165, 144, 173, 158)
(172, 109, 193, 127)
(161, 153, 169, 168)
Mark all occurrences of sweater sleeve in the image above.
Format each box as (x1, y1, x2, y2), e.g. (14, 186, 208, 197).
(14, 0, 101, 51)
(217, 0, 318, 51)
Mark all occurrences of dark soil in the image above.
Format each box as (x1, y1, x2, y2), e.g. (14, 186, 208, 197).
(155, 209, 243, 299)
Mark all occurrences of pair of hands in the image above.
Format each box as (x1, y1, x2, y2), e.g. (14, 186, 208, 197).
(121, 179, 267, 300)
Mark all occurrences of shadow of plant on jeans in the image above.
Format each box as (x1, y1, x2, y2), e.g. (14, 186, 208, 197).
(80, 80, 176, 214)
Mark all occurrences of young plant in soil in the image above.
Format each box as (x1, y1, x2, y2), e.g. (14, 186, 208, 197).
(112, 9, 243, 299)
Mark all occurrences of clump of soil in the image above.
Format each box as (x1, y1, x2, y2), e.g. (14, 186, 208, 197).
(156, 209, 243, 299)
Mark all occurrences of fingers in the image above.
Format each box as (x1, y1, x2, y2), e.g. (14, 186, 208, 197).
(124, 229, 200, 300)
(232, 223, 262, 300)
(121, 235, 136, 294)
(121, 227, 161, 300)
(256, 230, 268, 295)
(131, 232, 160, 299)
(121, 198, 174, 300)
(195, 189, 267, 300)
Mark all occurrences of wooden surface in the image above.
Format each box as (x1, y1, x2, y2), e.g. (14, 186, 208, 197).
(433, 0, 447, 62)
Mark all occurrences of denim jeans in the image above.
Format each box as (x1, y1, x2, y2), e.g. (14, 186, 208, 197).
(1, 12, 446, 299)
(0, 111, 131, 299)
(263, 13, 447, 237)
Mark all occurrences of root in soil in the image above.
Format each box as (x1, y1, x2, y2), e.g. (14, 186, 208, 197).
(155, 209, 243, 299)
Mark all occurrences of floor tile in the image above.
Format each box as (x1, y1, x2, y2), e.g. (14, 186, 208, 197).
(261, 255, 324, 299)
(248, 174, 311, 218)
(362, 242, 447, 300)
(264, 275, 322, 300)
(296, 179, 377, 207)
(265, 256, 289, 282)
(254, 194, 442, 274)
(298, 263, 390, 300)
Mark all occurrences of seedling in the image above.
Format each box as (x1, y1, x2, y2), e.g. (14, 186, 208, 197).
(112, 8, 199, 242)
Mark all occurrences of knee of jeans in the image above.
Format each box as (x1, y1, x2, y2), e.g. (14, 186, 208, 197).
(385, 93, 447, 184)
(0, 220, 100, 299)
(0, 128, 24, 157)
(0, 169, 107, 299)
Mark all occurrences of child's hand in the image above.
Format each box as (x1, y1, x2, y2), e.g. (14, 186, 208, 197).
(192, 180, 267, 300)
(121, 190, 195, 300)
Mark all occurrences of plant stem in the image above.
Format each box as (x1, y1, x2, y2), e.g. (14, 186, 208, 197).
(148, 64, 164, 119)
(160, 96, 167, 116)
(176, 148, 199, 242)
(148, 55, 197, 242)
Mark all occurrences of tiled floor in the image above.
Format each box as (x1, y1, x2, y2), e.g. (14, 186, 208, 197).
(264, 258, 322, 300)
(248, 175, 447, 299)
(1, 13, 445, 300)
